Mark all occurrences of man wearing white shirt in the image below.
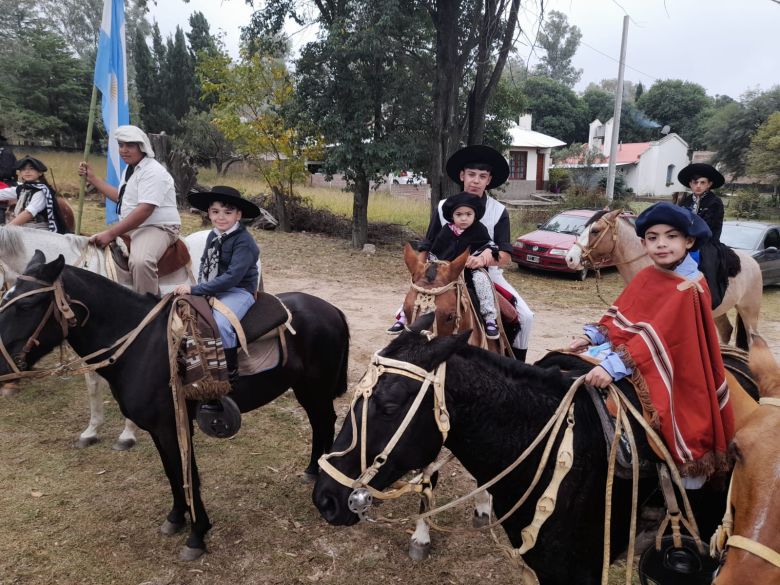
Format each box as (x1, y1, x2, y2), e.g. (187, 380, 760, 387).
(79, 125, 181, 295)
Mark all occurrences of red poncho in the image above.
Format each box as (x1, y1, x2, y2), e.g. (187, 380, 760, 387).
(598, 265, 734, 478)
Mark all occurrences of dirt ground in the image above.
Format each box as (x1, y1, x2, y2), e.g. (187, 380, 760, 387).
(1, 224, 779, 585)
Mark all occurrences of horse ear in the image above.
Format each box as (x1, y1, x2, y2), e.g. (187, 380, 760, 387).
(447, 248, 470, 279)
(25, 249, 47, 272)
(39, 254, 66, 282)
(749, 334, 780, 398)
(403, 242, 423, 275)
(425, 330, 471, 368)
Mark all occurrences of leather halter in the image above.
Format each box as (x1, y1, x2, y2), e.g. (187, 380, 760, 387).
(0, 274, 85, 377)
(407, 260, 464, 336)
(574, 214, 646, 270)
(711, 397, 780, 570)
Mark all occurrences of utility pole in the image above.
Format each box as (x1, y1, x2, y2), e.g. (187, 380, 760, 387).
(606, 15, 629, 202)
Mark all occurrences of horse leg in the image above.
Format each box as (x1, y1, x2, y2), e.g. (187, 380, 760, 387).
(77, 372, 106, 448)
(472, 489, 492, 527)
(714, 314, 733, 345)
(292, 384, 337, 481)
(113, 418, 139, 452)
(409, 470, 438, 561)
(0, 381, 20, 397)
(150, 426, 212, 560)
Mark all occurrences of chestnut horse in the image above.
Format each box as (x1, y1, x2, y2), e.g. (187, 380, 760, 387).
(712, 336, 780, 583)
(566, 209, 763, 350)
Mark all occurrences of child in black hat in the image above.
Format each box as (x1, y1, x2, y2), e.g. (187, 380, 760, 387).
(569, 202, 733, 487)
(0, 156, 71, 233)
(389, 192, 501, 339)
(174, 186, 261, 438)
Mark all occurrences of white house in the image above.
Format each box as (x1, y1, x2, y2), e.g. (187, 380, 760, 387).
(502, 114, 566, 198)
(562, 117, 690, 197)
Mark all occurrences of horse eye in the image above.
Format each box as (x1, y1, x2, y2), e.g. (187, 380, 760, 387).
(446, 313, 456, 322)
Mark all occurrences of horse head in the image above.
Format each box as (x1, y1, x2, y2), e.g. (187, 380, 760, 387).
(566, 209, 624, 271)
(313, 327, 470, 526)
(714, 335, 780, 582)
(0, 251, 70, 379)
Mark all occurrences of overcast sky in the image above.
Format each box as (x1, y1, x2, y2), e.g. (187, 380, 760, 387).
(151, 0, 780, 100)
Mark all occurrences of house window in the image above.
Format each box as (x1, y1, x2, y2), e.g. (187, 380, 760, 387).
(666, 164, 675, 186)
(510, 151, 528, 180)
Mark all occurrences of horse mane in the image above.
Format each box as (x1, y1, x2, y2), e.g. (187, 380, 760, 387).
(584, 209, 611, 227)
(0, 225, 25, 257)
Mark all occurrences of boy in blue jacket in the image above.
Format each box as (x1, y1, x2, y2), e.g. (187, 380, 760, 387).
(174, 186, 260, 437)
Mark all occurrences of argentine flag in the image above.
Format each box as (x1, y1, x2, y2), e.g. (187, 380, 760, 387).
(94, 0, 129, 224)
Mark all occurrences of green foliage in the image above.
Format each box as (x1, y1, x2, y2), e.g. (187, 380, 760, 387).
(746, 112, 780, 185)
(547, 167, 571, 194)
(175, 110, 238, 175)
(562, 185, 608, 210)
(730, 190, 765, 219)
(533, 11, 582, 88)
(705, 87, 780, 180)
(637, 79, 711, 148)
(522, 76, 589, 143)
(484, 80, 527, 151)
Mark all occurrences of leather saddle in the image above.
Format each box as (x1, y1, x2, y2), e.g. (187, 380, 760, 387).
(239, 292, 290, 343)
(110, 235, 191, 278)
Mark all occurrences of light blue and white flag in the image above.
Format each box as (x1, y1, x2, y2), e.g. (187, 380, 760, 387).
(94, 0, 129, 224)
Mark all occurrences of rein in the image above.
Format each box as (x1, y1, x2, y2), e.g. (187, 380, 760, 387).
(710, 397, 780, 570)
(318, 350, 704, 585)
(408, 260, 463, 336)
(574, 214, 647, 271)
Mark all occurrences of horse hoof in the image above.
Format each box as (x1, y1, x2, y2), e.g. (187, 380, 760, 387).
(76, 436, 99, 449)
(472, 512, 490, 528)
(112, 438, 136, 451)
(0, 383, 20, 397)
(179, 545, 206, 561)
(408, 539, 431, 561)
(160, 519, 186, 536)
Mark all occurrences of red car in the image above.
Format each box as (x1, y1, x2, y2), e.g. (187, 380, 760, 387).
(512, 209, 630, 280)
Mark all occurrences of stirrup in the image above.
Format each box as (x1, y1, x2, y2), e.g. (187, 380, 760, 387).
(196, 396, 241, 438)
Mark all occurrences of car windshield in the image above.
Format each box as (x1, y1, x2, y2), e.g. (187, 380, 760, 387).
(541, 213, 590, 236)
(720, 224, 763, 250)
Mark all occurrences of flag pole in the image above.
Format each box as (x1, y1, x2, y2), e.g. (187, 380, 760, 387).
(76, 84, 99, 235)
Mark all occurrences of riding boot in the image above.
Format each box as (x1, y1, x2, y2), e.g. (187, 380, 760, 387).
(512, 347, 527, 362)
(197, 347, 242, 439)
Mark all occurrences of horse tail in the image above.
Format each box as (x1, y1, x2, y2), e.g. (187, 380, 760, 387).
(735, 313, 749, 352)
(331, 307, 350, 399)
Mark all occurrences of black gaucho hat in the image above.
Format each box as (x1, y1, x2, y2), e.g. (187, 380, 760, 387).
(677, 163, 725, 189)
(15, 156, 48, 173)
(635, 202, 711, 251)
(446, 145, 510, 191)
(442, 192, 486, 223)
(188, 186, 261, 219)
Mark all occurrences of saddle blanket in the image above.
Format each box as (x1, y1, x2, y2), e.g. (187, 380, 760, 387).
(238, 336, 281, 376)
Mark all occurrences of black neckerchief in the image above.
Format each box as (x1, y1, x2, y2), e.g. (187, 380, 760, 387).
(116, 163, 137, 216)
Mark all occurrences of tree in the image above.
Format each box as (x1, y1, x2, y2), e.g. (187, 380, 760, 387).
(165, 27, 196, 123)
(200, 48, 319, 233)
(533, 10, 582, 88)
(635, 81, 644, 101)
(522, 76, 588, 143)
(187, 11, 220, 110)
(483, 79, 527, 152)
(637, 79, 712, 148)
(175, 110, 240, 176)
(704, 87, 780, 180)
(746, 112, 780, 188)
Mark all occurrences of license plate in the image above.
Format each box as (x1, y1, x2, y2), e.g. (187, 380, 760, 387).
(526, 254, 540, 263)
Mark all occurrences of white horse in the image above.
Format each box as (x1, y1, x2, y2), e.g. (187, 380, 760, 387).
(566, 209, 763, 348)
(0, 225, 261, 450)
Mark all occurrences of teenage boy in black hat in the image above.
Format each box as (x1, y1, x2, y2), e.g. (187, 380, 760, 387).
(174, 186, 261, 439)
(676, 163, 731, 309)
(418, 145, 534, 360)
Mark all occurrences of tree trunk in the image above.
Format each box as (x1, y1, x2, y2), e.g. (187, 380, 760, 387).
(351, 173, 370, 249)
(271, 185, 290, 233)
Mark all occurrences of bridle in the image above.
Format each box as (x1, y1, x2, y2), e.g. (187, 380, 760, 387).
(573, 213, 646, 270)
(711, 397, 780, 571)
(318, 351, 450, 520)
(407, 260, 464, 336)
(0, 274, 85, 377)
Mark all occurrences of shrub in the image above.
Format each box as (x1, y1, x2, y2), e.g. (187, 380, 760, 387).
(547, 168, 571, 194)
(561, 185, 609, 210)
(730, 189, 764, 220)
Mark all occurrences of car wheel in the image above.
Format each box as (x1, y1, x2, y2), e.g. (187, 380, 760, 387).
(392, 179, 399, 185)
(576, 268, 588, 281)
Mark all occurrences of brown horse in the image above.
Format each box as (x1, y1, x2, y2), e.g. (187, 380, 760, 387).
(712, 336, 780, 583)
(401, 243, 513, 357)
(566, 209, 763, 349)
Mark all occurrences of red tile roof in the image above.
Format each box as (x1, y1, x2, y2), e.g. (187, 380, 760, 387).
(607, 142, 651, 164)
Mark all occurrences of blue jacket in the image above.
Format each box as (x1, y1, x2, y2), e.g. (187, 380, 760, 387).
(191, 224, 259, 296)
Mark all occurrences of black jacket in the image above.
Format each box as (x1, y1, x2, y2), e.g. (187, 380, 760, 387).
(429, 222, 496, 261)
(191, 224, 259, 296)
(679, 191, 724, 242)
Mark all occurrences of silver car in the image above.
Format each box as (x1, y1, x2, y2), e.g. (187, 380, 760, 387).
(720, 220, 780, 286)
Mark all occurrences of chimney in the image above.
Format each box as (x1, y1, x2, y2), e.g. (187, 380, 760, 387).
(518, 113, 532, 131)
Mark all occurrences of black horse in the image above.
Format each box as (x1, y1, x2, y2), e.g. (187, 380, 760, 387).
(0, 252, 349, 560)
(312, 325, 733, 585)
